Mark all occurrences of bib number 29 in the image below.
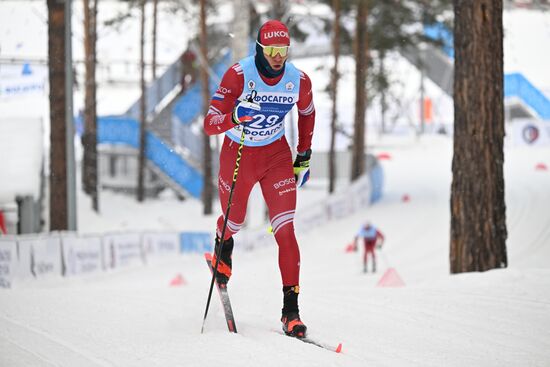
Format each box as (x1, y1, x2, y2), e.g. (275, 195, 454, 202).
(248, 114, 280, 129)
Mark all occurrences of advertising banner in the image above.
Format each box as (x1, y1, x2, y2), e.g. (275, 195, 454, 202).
(102, 233, 143, 269)
(326, 194, 354, 221)
(236, 227, 277, 252)
(180, 232, 213, 253)
(61, 233, 103, 276)
(0, 75, 45, 98)
(347, 175, 372, 210)
(0, 237, 17, 288)
(17, 234, 62, 280)
(507, 119, 550, 147)
(142, 232, 180, 262)
(294, 201, 328, 235)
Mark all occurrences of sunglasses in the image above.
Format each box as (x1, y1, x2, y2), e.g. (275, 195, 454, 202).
(256, 41, 290, 58)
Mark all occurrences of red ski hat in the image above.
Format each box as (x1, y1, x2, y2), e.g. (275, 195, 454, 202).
(258, 20, 290, 46)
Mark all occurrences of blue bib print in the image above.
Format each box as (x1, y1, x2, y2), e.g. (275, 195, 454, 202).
(358, 226, 377, 240)
(225, 56, 301, 146)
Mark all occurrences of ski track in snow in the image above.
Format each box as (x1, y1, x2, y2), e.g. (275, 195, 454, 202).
(2, 136, 550, 366)
(2, 1, 550, 364)
(0, 313, 113, 367)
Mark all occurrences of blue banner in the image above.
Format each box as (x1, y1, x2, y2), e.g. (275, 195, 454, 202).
(180, 232, 213, 253)
(369, 162, 384, 204)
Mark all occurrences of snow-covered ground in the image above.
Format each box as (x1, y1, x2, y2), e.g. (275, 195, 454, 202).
(1, 2, 550, 366)
(2, 135, 550, 366)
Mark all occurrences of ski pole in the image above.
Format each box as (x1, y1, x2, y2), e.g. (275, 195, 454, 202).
(201, 123, 245, 334)
(201, 91, 256, 333)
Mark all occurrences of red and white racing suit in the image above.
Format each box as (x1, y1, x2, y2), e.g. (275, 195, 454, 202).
(203, 59, 315, 286)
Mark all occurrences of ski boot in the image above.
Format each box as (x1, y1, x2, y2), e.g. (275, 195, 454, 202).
(281, 285, 307, 338)
(211, 236, 234, 284)
(281, 311, 307, 338)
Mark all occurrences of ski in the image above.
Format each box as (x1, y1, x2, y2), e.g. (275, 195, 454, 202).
(204, 253, 237, 333)
(204, 254, 340, 352)
(276, 330, 343, 353)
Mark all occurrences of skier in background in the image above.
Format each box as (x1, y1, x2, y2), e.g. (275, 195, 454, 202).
(354, 222, 385, 273)
(179, 48, 198, 94)
(203, 19, 316, 338)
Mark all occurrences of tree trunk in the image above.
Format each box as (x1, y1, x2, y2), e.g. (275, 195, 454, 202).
(231, 0, 250, 64)
(137, 0, 147, 202)
(200, 0, 213, 215)
(350, 0, 368, 182)
(379, 52, 386, 134)
(450, 0, 507, 273)
(82, 0, 99, 212)
(48, 0, 68, 230)
(152, 0, 158, 81)
(271, 0, 288, 20)
(328, 0, 341, 194)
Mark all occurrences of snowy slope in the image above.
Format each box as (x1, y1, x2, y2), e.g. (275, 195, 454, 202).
(2, 3, 550, 366)
(2, 135, 550, 367)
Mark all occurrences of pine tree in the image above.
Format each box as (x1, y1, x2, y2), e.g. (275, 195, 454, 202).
(350, 0, 368, 181)
(450, 0, 507, 273)
(328, 0, 341, 193)
(48, 0, 69, 230)
(200, 0, 214, 215)
(137, 0, 147, 202)
(82, 0, 99, 212)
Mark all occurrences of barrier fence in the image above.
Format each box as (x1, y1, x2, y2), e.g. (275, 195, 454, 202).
(235, 172, 378, 252)
(0, 230, 214, 288)
(1, 163, 384, 289)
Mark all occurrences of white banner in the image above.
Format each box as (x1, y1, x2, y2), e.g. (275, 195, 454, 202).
(142, 232, 179, 262)
(236, 227, 277, 252)
(61, 233, 104, 276)
(17, 234, 62, 280)
(507, 119, 550, 147)
(0, 237, 17, 288)
(348, 174, 372, 211)
(326, 194, 353, 220)
(102, 233, 143, 269)
(240, 175, 372, 250)
(0, 75, 46, 98)
(294, 200, 328, 235)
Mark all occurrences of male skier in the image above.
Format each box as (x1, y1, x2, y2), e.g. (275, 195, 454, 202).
(354, 222, 385, 273)
(203, 20, 316, 337)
